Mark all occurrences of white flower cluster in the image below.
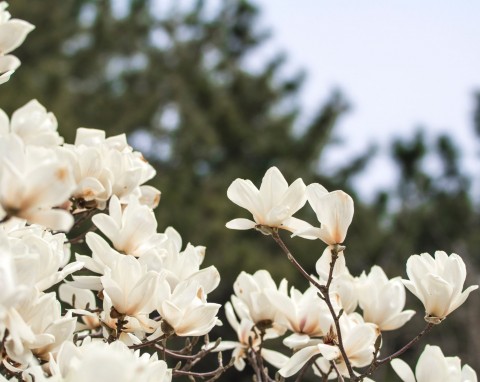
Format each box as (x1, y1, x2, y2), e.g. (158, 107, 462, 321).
(225, 167, 478, 380)
(0, 2, 477, 381)
(0, 5, 222, 380)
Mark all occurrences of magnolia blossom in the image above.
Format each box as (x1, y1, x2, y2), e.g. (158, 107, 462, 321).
(266, 284, 334, 349)
(357, 265, 415, 331)
(231, 270, 287, 337)
(403, 251, 478, 324)
(0, 136, 75, 230)
(66, 128, 160, 208)
(279, 313, 379, 378)
(211, 302, 288, 371)
(4, 223, 82, 292)
(100, 255, 160, 332)
(50, 340, 171, 382)
(92, 196, 165, 257)
(0, 100, 62, 146)
(391, 345, 477, 382)
(226, 166, 308, 233)
(295, 183, 354, 245)
(3, 290, 76, 366)
(59, 144, 114, 209)
(0, 2, 34, 84)
(154, 277, 221, 337)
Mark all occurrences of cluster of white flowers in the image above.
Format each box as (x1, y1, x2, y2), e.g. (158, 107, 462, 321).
(0, 5, 223, 381)
(0, 3, 477, 381)
(224, 167, 478, 380)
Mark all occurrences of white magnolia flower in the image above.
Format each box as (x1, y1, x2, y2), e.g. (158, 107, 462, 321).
(50, 340, 171, 382)
(279, 313, 379, 378)
(58, 144, 114, 210)
(266, 284, 334, 349)
(4, 222, 82, 292)
(391, 345, 477, 382)
(0, 136, 75, 230)
(71, 128, 158, 206)
(295, 183, 354, 245)
(403, 251, 478, 324)
(100, 256, 160, 328)
(0, 100, 62, 146)
(0, 2, 34, 85)
(4, 290, 76, 366)
(210, 302, 288, 371)
(149, 229, 215, 291)
(357, 265, 415, 331)
(92, 196, 165, 257)
(231, 270, 287, 337)
(226, 166, 308, 233)
(154, 278, 221, 337)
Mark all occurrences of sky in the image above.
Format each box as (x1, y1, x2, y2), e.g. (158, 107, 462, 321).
(253, 1, 480, 199)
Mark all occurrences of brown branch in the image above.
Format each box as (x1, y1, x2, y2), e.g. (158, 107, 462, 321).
(172, 357, 234, 381)
(271, 230, 323, 291)
(360, 322, 434, 379)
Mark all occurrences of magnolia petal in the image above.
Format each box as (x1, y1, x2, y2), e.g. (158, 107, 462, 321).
(448, 284, 479, 314)
(0, 19, 34, 54)
(186, 266, 220, 295)
(277, 178, 307, 214)
(462, 364, 478, 382)
(261, 348, 289, 369)
(226, 218, 256, 230)
(224, 302, 240, 331)
(208, 341, 240, 352)
(422, 274, 453, 318)
(74, 127, 106, 146)
(317, 343, 341, 361)
(0, 55, 19, 84)
(306, 183, 329, 202)
(138, 185, 161, 208)
(391, 358, 416, 382)
(91, 213, 118, 243)
(317, 190, 354, 244)
(259, 166, 289, 209)
(0, 108, 8, 135)
(380, 310, 415, 331)
(28, 209, 74, 232)
(278, 345, 321, 377)
(283, 333, 311, 349)
(227, 179, 262, 220)
(415, 345, 448, 381)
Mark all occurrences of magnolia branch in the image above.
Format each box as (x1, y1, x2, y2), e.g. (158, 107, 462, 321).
(360, 322, 435, 379)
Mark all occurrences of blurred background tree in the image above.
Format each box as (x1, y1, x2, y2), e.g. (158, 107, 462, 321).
(3, 0, 478, 379)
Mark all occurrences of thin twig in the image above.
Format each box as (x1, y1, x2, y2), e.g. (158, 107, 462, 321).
(360, 322, 434, 379)
(271, 230, 323, 291)
(330, 361, 345, 382)
(172, 359, 234, 380)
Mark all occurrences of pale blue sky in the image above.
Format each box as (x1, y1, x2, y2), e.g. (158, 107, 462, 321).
(256, 1, 480, 198)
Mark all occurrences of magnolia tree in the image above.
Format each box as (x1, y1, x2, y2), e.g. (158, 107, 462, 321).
(0, 3, 478, 382)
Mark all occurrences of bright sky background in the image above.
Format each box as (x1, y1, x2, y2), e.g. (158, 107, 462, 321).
(254, 1, 480, 199)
